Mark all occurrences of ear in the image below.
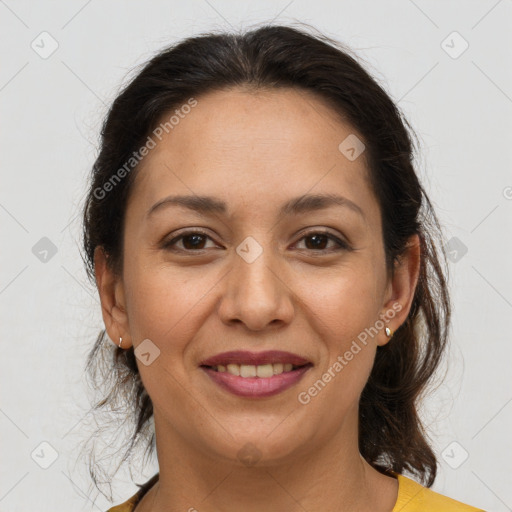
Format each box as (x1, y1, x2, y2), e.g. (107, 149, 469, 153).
(378, 234, 421, 347)
(94, 246, 132, 349)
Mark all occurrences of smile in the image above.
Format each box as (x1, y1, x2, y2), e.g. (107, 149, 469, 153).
(199, 350, 313, 398)
(208, 362, 303, 377)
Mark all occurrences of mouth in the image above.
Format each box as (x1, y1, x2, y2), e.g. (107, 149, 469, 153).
(201, 362, 311, 377)
(199, 350, 313, 398)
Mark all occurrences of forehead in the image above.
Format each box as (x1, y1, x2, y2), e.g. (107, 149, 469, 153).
(146, 86, 357, 161)
(128, 87, 378, 223)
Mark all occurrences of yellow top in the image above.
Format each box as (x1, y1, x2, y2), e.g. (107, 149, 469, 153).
(106, 472, 486, 511)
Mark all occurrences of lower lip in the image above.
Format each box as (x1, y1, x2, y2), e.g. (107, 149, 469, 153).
(201, 365, 312, 398)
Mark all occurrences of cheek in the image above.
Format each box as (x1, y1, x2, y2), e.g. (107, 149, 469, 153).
(296, 263, 381, 388)
(123, 260, 213, 350)
(299, 262, 383, 340)
(294, 274, 379, 431)
(122, 263, 213, 417)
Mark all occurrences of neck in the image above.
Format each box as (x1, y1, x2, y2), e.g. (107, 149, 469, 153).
(138, 408, 398, 512)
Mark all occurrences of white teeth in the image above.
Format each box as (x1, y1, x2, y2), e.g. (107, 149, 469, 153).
(213, 362, 300, 377)
(256, 364, 274, 378)
(226, 364, 240, 376)
(240, 365, 256, 378)
(273, 363, 283, 375)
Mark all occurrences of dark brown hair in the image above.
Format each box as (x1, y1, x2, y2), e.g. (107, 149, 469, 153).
(79, 22, 450, 499)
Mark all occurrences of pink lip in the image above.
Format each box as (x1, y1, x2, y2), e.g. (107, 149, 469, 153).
(200, 350, 310, 367)
(201, 364, 312, 398)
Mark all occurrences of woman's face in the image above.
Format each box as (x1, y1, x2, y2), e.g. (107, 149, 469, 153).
(97, 87, 418, 466)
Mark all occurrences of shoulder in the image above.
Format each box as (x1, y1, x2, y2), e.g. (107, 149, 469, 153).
(105, 473, 160, 512)
(105, 472, 486, 512)
(105, 494, 138, 512)
(393, 473, 486, 511)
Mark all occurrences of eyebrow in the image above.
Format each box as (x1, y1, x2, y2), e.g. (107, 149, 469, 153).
(146, 193, 365, 219)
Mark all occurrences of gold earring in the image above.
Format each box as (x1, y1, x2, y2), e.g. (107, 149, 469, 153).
(385, 327, 394, 338)
(118, 336, 123, 348)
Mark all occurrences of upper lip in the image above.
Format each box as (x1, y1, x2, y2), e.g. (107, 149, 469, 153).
(200, 350, 311, 367)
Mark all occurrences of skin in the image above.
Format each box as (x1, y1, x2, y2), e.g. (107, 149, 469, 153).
(95, 86, 420, 512)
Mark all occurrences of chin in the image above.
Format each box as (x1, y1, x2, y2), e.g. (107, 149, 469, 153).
(200, 428, 312, 468)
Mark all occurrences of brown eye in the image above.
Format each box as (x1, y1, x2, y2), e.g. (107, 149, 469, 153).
(162, 229, 351, 254)
(163, 231, 216, 252)
(180, 233, 208, 250)
(295, 231, 350, 252)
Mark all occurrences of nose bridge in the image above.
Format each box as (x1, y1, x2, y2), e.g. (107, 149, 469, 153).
(218, 235, 294, 330)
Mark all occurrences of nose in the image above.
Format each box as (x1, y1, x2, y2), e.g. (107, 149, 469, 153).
(217, 247, 295, 332)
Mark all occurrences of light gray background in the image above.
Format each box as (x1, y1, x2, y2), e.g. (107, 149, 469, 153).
(1, 1, 511, 511)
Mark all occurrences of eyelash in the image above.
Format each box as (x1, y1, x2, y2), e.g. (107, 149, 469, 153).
(162, 229, 351, 254)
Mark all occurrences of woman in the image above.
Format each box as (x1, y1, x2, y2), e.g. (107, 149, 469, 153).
(80, 24, 486, 512)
